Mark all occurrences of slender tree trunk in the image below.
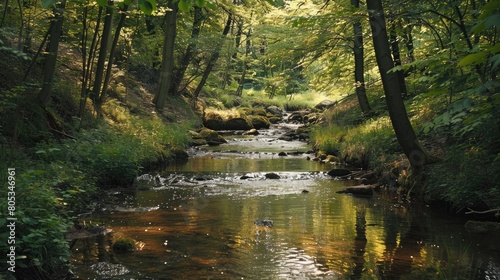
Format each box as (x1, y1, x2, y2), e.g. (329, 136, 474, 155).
(366, 0, 431, 167)
(79, 6, 103, 118)
(351, 0, 370, 115)
(389, 18, 408, 97)
(37, 0, 66, 105)
(192, 14, 232, 102)
(99, 4, 129, 105)
(235, 29, 252, 96)
(233, 21, 243, 59)
(92, 3, 113, 113)
(171, 6, 203, 95)
(154, 0, 178, 110)
(23, 26, 50, 81)
(0, 0, 8, 27)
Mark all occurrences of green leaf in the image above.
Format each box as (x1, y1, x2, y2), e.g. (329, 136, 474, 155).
(489, 54, 500, 71)
(139, 0, 156, 15)
(194, 0, 206, 7)
(387, 65, 404, 73)
(178, 0, 192, 12)
(97, 0, 108, 7)
(479, 0, 500, 20)
(41, 0, 57, 8)
(205, 1, 216, 10)
(458, 52, 488, 67)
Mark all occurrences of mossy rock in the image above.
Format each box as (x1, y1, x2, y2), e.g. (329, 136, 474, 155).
(198, 128, 227, 146)
(224, 117, 253, 130)
(249, 115, 271, 129)
(169, 146, 189, 160)
(203, 112, 225, 130)
(112, 237, 136, 253)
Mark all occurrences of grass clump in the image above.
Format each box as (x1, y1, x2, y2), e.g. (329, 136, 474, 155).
(311, 115, 399, 169)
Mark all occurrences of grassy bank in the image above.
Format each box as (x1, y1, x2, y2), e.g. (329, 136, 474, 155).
(310, 89, 500, 213)
(0, 78, 199, 278)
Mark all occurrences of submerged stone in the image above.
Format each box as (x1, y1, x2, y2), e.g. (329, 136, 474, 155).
(327, 168, 351, 177)
(254, 220, 274, 228)
(265, 172, 281, 179)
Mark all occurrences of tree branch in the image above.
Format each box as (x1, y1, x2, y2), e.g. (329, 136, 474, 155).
(465, 208, 500, 215)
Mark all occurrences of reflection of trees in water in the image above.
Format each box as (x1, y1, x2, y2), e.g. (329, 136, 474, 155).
(378, 203, 427, 279)
(351, 204, 367, 279)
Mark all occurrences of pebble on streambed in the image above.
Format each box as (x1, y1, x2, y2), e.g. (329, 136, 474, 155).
(254, 220, 274, 228)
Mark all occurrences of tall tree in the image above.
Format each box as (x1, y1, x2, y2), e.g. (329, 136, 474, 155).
(192, 13, 232, 102)
(99, 2, 130, 106)
(154, 0, 178, 110)
(351, 0, 371, 115)
(366, 0, 431, 167)
(91, 2, 114, 113)
(37, 0, 67, 105)
(171, 6, 203, 95)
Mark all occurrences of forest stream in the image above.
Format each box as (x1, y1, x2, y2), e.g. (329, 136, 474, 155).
(69, 121, 500, 279)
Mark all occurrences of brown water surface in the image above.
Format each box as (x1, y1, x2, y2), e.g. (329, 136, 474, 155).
(70, 124, 500, 279)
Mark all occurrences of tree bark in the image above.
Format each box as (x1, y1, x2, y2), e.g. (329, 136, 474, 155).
(389, 17, 408, 97)
(154, 0, 178, 110)
(37, 0, 66, 105)
(99, 4, 130, 105)
(366, 0, 431, 167)
(171, 6, 203, 95)
(79, 6, 102, 118)
(92, 3, 113, 113)
(192, 13, 232, 102)
(351, 0, 371, 115)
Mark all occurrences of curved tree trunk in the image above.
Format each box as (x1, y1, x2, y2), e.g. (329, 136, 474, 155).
(351, 0, 371, 115)
(366, 0, 431, 167)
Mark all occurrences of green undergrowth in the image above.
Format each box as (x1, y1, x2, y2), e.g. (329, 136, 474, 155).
(311, 87, 500, 212)
(0, 89, 197, 278)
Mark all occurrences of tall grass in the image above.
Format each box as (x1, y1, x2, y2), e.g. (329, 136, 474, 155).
(311, 116, 400, 169)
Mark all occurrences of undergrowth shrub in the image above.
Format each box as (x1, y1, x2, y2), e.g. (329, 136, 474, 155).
(311, 117, 399, 169)
(424, 146, 500, 210)
(0, 164, 83, 279)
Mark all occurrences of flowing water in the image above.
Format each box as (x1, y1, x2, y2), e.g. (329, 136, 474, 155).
(70, 123, 500, 279)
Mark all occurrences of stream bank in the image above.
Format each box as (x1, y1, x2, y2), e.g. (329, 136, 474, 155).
(69, 118, 500, 279)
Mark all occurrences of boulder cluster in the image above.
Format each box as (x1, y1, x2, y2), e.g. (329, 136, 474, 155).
(191, 100, 337, 147)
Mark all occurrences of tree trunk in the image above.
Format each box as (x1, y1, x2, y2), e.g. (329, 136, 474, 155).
(171, 6, 203, 95)
(99, 4, 130, 105)
(351, 0, 371, 115)
(37, 0, 66, 105)
(366, 0, 431, 167)
(79, 6, 103, 118)
(92, 3, 113, 113)
(192, 14, 232, 102)
(154, 0, 178, 111)
(389, 18, 408, 97)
